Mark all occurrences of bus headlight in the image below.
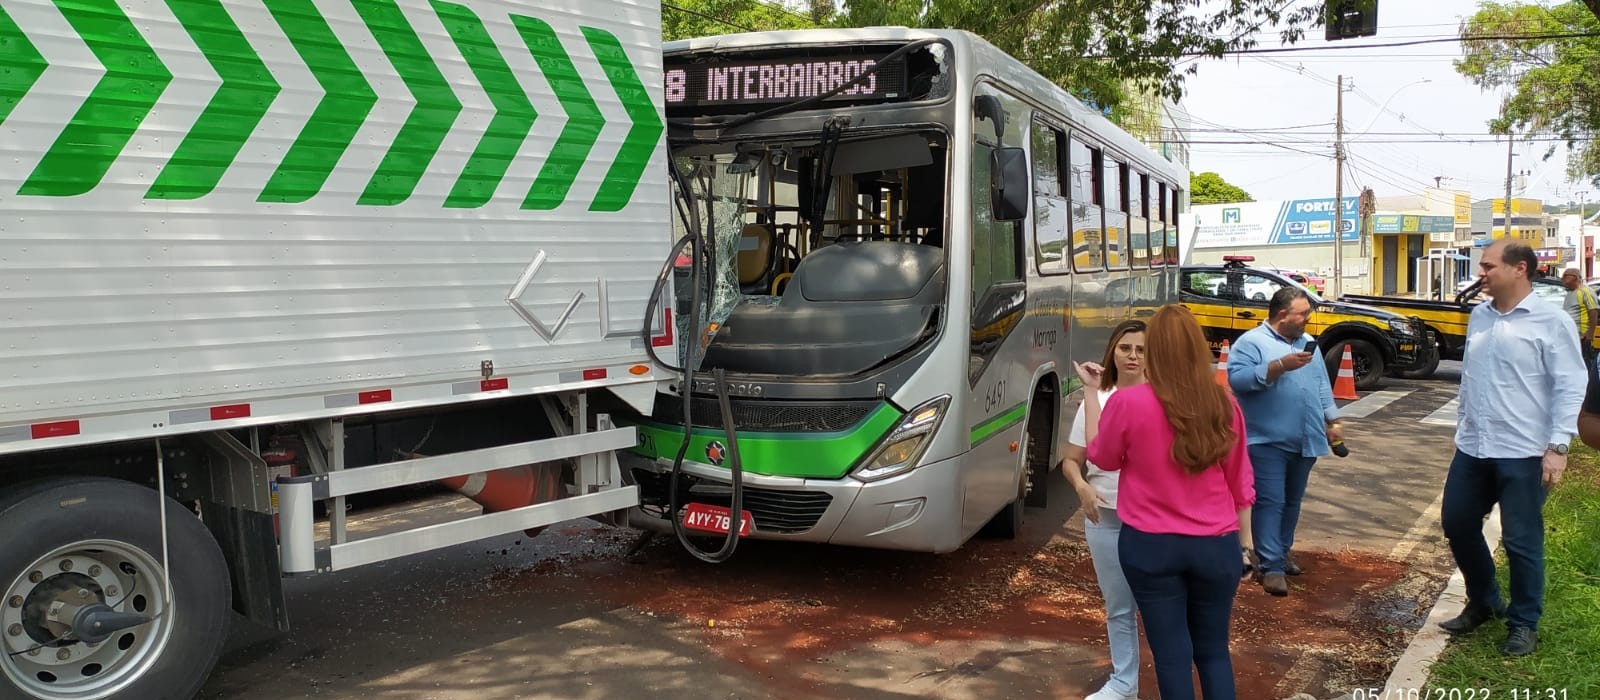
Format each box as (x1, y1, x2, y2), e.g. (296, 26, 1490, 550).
(853, 395, 950, 482)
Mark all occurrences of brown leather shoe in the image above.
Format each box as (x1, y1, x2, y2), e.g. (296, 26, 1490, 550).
(1284, 555, 1303, 576)
(1262, 572, 1289, 596)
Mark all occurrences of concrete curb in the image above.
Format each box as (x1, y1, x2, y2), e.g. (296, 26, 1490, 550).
(1381, 504, 1503, 693)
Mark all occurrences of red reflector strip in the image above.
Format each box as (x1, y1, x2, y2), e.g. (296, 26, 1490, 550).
(650, 308, 675, 348)
(31, 421, 81, 439)
(582, 368, 607, 381)
(358, 390, 392, 404)
(481, 378, 509, 392)
(210, 404, 251, 421)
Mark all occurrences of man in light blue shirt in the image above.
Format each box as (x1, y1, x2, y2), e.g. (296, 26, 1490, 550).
(1440, 239, 1586, 657)
(1228, 287, 1341, 597)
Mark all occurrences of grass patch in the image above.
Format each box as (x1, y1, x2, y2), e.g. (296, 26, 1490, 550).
(1423, 444, 1600, 696)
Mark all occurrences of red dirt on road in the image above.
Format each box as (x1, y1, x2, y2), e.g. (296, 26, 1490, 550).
(506, 528, 1418, 699)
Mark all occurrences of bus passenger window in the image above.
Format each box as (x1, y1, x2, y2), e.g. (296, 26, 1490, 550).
(1102, 155, 1126, 269)
(1032, 121, 1068, 275)
(1069, 137, 1102, 272)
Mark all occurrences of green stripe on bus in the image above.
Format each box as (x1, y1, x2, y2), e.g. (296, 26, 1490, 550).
(625, 403, 902, 480)
(970, 403, 1026, 446)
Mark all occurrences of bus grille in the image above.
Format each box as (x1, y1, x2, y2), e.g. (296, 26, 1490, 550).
(688, 485, 834, 534)
(654, 396, 879, 433)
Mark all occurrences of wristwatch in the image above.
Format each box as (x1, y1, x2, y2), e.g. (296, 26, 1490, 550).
(1547, 442, 1570, 455)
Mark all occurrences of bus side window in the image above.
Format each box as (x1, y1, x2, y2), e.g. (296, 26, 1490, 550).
(1031, 120, 1068, 275)
(1127, 167, 1148, 268)
(1168, 186, 1181, 264)
(970, 87, 1023, 309)
(1069, 137, 1103, 272)
(1102, 154, 1126, 270)
(1148, 177, 1165, 266)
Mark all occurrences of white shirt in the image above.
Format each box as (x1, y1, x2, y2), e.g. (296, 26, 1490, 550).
(1068, 387, 1120, 508)
(1455, 290, 1587, 459)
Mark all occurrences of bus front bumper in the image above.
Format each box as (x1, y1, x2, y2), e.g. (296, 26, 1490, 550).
(619, 451, 967, 553)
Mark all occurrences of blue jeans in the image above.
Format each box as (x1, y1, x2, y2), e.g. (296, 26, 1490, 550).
(1085, 508, 1139, 697)
(1248, 444, 1317, 575)
(1119, 525, 1239, 700)
(1441, 450, 1547, 630)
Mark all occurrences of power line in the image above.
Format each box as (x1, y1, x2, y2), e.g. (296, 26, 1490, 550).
(1164, 31, 1600, 56)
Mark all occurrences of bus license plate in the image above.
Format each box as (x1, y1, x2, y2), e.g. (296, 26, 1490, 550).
(682, 503, 753, 536)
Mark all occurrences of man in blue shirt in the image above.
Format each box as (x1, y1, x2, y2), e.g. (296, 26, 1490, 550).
(1227, 287, 1341, 597)
(1440, 239, 1586, 657)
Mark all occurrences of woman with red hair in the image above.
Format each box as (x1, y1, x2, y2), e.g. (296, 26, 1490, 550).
(1081, 304, 1255, 700)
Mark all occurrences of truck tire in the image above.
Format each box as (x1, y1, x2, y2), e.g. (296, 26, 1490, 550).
(0, 478, 230, 700)
(1326, 338, 1385, 390)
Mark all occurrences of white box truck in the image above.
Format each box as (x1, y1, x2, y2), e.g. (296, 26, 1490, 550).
(0, 0, 672, 695)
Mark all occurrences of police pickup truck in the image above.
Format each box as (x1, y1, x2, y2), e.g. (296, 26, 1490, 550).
(1181, 257, 1437, 389)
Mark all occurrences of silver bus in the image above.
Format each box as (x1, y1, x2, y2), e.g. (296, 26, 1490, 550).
(622, 28, 1187, 552)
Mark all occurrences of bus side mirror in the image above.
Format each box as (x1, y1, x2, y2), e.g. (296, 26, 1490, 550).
(991, 147, 1028, 222)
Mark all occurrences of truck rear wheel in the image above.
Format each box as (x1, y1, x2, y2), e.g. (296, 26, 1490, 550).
(0, 478, 230, 700)
(1326, 339, 1384, 390)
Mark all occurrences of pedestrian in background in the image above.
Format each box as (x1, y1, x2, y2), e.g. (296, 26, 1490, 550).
(1559, 268, 1597, 374)
(1083, 304, 1254, 700)
(1226, 287, 1341, 597)
(1441, 239, 1585, 657)
(1062, 320, 1146, 700)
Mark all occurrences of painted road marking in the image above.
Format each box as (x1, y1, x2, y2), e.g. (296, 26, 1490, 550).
(1339, 389, 1413, 419)
(1420, 396, 1459, 427)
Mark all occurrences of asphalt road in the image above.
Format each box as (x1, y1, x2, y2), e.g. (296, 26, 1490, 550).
(202, 366, 1467, 700)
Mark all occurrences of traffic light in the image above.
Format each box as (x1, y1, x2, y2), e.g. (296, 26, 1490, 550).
(1325, 0, 1378, 41)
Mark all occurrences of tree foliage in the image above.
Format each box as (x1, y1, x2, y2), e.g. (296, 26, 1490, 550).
(1190, 171, 1253, 204)
(661, 0, 1326, 111)
(1455, 1, 1600, 186)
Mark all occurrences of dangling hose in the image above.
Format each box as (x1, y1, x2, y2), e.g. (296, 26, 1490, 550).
(639, 160, 745, 563)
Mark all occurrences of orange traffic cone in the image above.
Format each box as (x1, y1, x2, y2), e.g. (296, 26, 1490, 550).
(1215, 340, 1232, 389)
(440, 463, 566, 536)
(1332, 344, 1359, 400)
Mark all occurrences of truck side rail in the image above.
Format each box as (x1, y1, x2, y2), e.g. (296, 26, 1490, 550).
(277, 422, 638, 575)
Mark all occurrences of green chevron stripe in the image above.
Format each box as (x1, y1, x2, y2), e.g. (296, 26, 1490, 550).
(19, 0, 172, 197)
(580, 26, 660, 213)
(259, 0, 376, 203)
(353, 0, 461, 205)
(148, 0, 281, 200)
(430, 0, 534, 209)
(511, 15, 601, 211)
(0, 4, 46, 127)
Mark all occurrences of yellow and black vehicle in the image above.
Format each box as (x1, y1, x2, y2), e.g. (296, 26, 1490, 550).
(1181, 257, 1436, 390)
(1339, 276, 1571, 378)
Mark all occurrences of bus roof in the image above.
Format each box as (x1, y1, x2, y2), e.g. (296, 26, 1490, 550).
(665, 28, 1188, 187)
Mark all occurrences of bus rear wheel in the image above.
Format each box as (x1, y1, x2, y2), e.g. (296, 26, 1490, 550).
(0, 478, 230, 700)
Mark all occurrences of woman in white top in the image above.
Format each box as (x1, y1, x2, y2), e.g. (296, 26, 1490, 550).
(1064, 320, 1147, 700)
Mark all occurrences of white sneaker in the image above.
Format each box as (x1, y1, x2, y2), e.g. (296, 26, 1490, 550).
(1085, 686, 1137, 700)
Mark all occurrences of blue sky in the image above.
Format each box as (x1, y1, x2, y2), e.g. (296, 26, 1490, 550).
(1178, 0, 1595, 209)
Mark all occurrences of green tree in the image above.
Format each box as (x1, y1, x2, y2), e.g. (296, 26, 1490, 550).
(661, 0, 1328, 112)
(1190, 172, 1253, 205)
(662, 0, 816, 42)
(1455, 1, 1600, 186)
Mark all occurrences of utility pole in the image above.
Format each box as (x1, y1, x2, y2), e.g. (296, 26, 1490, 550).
(1503, 136, 1514, 242)
(1333, 74, 1345, 298)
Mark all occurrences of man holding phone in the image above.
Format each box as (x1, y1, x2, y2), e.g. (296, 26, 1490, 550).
(1227, 287, 1341, 596)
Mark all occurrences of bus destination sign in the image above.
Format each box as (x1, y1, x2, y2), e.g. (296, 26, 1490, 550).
(665, 54, 907, 110)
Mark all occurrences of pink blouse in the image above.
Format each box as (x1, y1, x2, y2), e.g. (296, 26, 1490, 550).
(1085, 384, 1256, 537)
